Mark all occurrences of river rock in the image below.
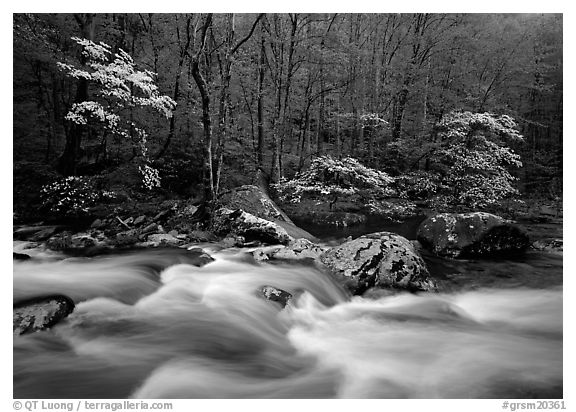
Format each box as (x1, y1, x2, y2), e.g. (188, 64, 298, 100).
(46, 231, 107, 251)
(147, 233, 182, 246)
(14, 225, 60, 242)
(188, 230, 217, 242)
(186, 247, 216, 266)
(417, 212, 530, 258)
(90, 218, 105, 229)
(320, 232, 436, 295)
(13, 252, 31, 260)
(271, 238, 327, 261)
(219, 184, 293, 223)
(258, 286, 292, 308)
(532, 238, 563, 253)
(213, 208, 293, 245)
(14, 295, 75, 335)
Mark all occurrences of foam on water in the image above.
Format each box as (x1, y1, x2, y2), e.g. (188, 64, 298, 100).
(13, 247, 562, 398)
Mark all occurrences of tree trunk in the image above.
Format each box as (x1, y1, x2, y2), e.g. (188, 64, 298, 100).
(156, 16, 192, 160)
(57, 14, 95, 176)
(191, 14, 215, 204)
(256, 28, 266, 168)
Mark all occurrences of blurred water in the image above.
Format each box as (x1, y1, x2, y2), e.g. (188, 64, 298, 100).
(13, 244, 562, 398)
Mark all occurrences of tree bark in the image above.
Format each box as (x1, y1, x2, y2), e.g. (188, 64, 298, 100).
(256, 20, 266, 168)
(156, 15, 192, 160)
(57, 13, 95, 176)
(191, 14, 215, 204)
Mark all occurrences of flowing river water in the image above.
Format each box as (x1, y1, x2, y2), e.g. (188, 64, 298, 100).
(13, 220, 563, 399)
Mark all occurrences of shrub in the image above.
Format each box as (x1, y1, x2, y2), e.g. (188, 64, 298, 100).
(274, 156, 395, 210)
(395, 171, 440, 201)
(40, 176, 115, 218)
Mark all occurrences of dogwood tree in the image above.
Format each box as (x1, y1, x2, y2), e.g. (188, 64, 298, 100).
(274, 155, 395, 209)
(57, 37, 176, 189)
(431, 111, 524, 208)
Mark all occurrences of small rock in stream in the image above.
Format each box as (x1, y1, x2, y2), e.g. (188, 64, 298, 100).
(13, 295, 75, 336)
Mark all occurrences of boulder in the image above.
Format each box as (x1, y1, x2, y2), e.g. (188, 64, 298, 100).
(13, 252, 31, 261)
(14, 295, 75, 335)
(185, 247, 216, 266)
(417, 212, 530, 258)
(258, 286, 292, 308)
(213, 208, 293, 245)
(219, 185, 293, 223)
(271, 238, 327, 261)
(320, 232, 436, 295)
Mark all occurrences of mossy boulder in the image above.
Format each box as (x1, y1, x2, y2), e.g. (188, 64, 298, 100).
(417, 212, 530, 258)
(320, 232, 436, 295)
(271, 238, 327, 261)
(213, 208, 293, 245)
(219, 185, 293, 223)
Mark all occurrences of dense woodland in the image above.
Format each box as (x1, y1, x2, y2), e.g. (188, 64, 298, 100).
(13, 13, 563, 222)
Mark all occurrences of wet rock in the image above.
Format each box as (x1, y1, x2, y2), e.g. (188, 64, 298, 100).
(417, 212, 530, 258)
(532, 238, 563, 253)
(147, 233, 182, 246)
(220, 185, 293, 223)
(186, 247, 216, 266)
(90, 218, 104, 229)
(46, 231, 107, 251)
(13, 252, 31, 261)
(13, 295, 75, 335)
(183, 204, 198, 216)
(14, 226, 60, 242)
(273, 220, 318, 242)
(258, 286, 292, 308)
(222, 235, 246, 248)
(213, 208, 293, 245)
(320, 231, 436, 295)
(252, 249, 271, 262)
(271, 238, 327, 261)
(113, 230, 139, 247)
(188, 230, 217, 242)
(362, 287, 401, 299)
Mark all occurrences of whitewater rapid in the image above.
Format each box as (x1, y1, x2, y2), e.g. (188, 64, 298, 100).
(13, 242, 562, 398)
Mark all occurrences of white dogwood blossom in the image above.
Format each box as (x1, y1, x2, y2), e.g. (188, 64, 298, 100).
(58, 37, 176, 189)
